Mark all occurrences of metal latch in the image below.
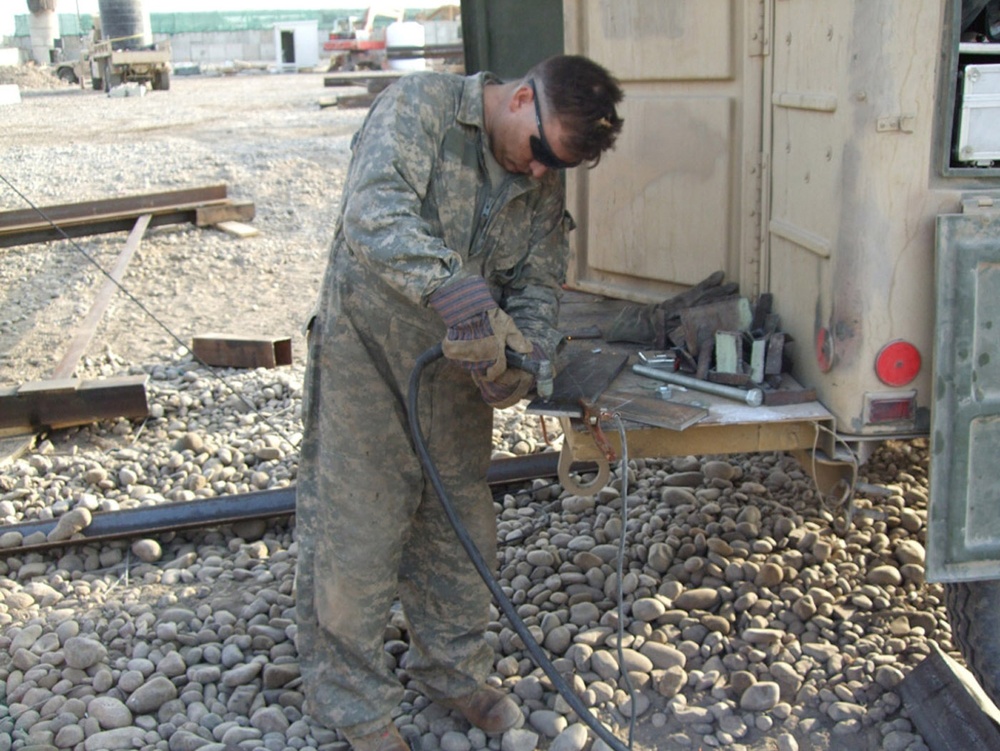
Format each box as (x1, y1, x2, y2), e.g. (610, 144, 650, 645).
(876, 114, 916, 133)
(960, 195, 1000, 214)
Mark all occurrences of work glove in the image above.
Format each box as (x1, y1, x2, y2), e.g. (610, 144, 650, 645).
(429, 276, 537, 407)
(472, 342, 548, 409)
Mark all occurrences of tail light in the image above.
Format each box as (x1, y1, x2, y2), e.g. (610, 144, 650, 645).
(875, 340, 922, 386)
(865, 392, 917, 424)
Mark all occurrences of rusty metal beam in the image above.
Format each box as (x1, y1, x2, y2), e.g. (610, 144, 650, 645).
(0, 375, 149, 436)
(0, 184, 238, 248)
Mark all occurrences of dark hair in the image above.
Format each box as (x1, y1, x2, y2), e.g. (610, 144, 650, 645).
(527, 55, 624, 167)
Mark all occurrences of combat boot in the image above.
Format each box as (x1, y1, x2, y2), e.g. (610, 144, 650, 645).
(437, 685, 522, 734)
(345, 724, 409, 751)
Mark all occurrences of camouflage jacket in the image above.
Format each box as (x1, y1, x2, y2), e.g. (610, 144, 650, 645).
(318, 70, 571, 360)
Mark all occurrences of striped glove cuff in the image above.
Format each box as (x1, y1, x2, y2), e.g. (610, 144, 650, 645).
(429, 276, 497, 327)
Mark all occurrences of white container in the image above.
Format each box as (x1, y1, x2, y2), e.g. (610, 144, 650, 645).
(386, 21, 425, 71)
(957, 64, 1000, 162)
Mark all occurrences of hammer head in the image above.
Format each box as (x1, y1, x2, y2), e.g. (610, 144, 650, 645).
(535, 360, 554, 400)
(505, 348, 554, 401)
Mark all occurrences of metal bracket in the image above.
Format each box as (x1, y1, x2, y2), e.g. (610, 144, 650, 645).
(557, 440, 611, 497)
(876, 114, 916, 133)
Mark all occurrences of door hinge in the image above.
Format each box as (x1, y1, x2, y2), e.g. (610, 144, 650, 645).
(748, 0, 770, 57)
(744, 151, 768, 299)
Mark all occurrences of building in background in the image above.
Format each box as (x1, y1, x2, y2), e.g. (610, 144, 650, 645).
(7, 2, 454, 70)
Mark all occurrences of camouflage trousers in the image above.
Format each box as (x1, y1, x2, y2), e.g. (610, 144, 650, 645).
(295, 308, 498, 737)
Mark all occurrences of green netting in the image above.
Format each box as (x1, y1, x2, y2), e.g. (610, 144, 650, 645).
(12, 9, 426, 37)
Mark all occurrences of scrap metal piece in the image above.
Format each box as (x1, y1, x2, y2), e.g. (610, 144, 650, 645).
(0, 184, 253, 247)
(599, 393, 708, 431)
(0, 375, 149, 435)
(899, 641, 1000, 751)
(526, 351, 629, 417)
(715, 330, 744, 374)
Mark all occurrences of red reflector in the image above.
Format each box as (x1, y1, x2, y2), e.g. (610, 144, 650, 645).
(875, 340, 921, 386)
(816, 327, 834, 372)
(868, 396, 916, 423)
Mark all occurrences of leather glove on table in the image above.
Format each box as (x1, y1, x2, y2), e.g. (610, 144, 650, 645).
(429, 276, 538, 408)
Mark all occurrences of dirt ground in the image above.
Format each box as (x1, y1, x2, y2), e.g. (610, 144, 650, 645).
(1, 69, 366, 386)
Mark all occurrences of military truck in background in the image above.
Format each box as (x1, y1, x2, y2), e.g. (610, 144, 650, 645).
(87, 31, 170, 92)
(54, 0, 170, 92)
(54, 26, 171, 92)
(538, 0, 1000, 705)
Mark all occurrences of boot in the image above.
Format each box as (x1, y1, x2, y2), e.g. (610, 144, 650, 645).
(436, 685, 523, 734)
(345, 724, 410, 751)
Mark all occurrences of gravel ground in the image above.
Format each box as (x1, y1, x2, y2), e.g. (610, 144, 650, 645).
(0, 70, 952, 751)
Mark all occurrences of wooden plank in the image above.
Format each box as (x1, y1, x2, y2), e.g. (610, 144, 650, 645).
(0, 435, 32, 467)
(53, 214, 151, 380)
(195, 200, 255, 227)
(191, 334, 293, 369)
(0, 375, 149, 434)
(213, 221, 260, 238)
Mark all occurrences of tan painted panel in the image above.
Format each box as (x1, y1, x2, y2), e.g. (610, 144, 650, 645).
(766, 0, 947, 435)
(580, 0, 734, 81)
(563, 0, 754, 302)
(768, 0, 849, 259)
(769, 107, 840, 257)
(587, 95, 733, 285)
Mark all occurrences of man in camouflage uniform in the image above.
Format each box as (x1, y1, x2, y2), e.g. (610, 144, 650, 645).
(296, 55, 623, 751)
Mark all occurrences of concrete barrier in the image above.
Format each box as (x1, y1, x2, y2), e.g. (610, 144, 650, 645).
(0, 84, 21, 106)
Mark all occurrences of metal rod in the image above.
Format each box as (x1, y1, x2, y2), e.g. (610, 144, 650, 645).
(633, 364, 764, 406)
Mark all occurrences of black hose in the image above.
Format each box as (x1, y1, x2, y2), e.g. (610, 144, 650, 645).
(407, 344, 631, 751)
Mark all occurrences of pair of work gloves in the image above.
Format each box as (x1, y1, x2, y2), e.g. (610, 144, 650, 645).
(429, 276, 546, 409)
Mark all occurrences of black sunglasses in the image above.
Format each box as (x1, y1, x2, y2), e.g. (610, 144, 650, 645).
(528, 79, 580, 170)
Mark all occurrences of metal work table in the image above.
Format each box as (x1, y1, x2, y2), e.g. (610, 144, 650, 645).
(528, 292, 838, 494)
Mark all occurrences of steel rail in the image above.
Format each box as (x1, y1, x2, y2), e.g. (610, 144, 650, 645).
(0, 184, 231, 248)
(0, 453, 597, 557)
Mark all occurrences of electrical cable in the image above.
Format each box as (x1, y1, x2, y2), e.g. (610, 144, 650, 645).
(408, 344, 632, 751)
(0, 172, 300, 448)
(610, 413, 637, 746)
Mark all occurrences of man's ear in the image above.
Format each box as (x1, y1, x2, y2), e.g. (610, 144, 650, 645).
(511, 82, 533, 112)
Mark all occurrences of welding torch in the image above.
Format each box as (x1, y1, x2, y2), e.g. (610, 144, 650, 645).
(505, 347, 554, 400)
